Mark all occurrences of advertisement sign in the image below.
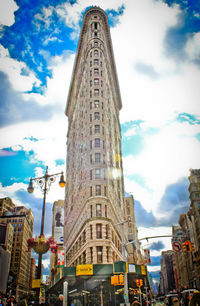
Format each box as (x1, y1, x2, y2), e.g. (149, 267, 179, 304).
(57, 249, 65, 268)
(54, 206, 64, 244)
(32, 279, 41, 288)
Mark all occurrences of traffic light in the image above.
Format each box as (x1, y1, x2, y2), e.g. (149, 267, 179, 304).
(182, 241, 190, 252)
(136, 279, 140, 287)
(140, 279, 143, 287)
(189, 242, 195, 252)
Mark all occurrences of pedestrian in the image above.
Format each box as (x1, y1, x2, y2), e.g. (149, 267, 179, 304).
(131, 296, 141, 306)
(189, 290, 200, 306)
(7, 296, 17, 306)
(55, 295, 63, 306)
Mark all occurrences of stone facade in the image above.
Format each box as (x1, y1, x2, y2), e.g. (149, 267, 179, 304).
(64, 7, 126, 266)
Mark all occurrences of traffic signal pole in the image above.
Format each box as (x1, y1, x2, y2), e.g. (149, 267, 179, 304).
(115, 219, 129, 305)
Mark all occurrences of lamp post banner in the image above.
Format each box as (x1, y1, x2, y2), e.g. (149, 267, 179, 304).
(54, 206, 64, 244)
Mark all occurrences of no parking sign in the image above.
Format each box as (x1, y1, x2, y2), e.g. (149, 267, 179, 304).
(172, 241, 181, 252)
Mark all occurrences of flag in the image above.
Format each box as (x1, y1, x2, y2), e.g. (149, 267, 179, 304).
(57, 249, 64, 267)
(144, 249, 151, 265)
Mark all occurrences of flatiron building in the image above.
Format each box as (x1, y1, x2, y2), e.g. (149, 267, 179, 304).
(64, 6, 126, 266)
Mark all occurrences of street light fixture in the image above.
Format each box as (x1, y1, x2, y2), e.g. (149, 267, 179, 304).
(27, 166, 66, 301)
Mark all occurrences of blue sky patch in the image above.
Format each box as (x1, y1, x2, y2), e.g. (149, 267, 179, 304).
(0, 149, 42, 186)
(177, 112, 200, 125)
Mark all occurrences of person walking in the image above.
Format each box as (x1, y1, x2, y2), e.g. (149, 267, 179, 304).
(55, 295, 63, 306)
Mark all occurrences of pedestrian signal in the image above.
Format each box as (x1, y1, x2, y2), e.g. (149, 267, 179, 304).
(111, 275, 119, 285)
(119, 274, 124, 285)
(111, 274, 124, 286)
(182, 241, 190, 252)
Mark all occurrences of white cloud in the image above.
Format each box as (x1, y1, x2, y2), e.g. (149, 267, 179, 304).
(185, 32, 200, 61)
(0, 0, 18, 27)
(123, 120, 200, 212)
(0, 45, 40, 92)
(23, 51, 74, 107)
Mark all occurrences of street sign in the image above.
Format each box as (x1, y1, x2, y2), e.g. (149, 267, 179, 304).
(76, 264, 93, 276)
(172, 241, 181, 252)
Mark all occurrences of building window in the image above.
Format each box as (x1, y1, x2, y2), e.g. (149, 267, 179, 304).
(95, 168, 101, 179)
(90, 187, 92, 197)
(83, 251, 86, 264)
(96, 204, 102, 216)
(94, 41, 98, 47)
(94, 59, 99, 65)
(105, 204, 107, 217)
(94, 22, 98, 29)
(106, 247, 109, 262)
(90, 170, 92, 180)
(94, 89, 99, 96)
(94, 78, 99, 85)
(106, 224, 109, 239)
(90, 70, 92, 77)
(94, 68, 99, 75)
(90, 225, 93, 239)
(90, 127, 92, 135)
(95, 125, 100, 133)
(90, 90, 92, 98)
(95, 138, 100, 147)
(90, 154, 92, 164)
(94, 49, 98, 56)
(97, 246, 102, 263)
(94, 112, 100, 120)
(90, 80, 92, 86)
(90, 114, 92, 122)
(96, 224, 102, 238)
(96, 185, 101, 196)
(90, 61, 92, 67)
(102, 126, 104, 135)
(90, 247, 93, 263)
(90, 140, 92, 149)
(90, 102, 92, 109)
(94, 100, 99, 108)
(95, 153, 100, 163)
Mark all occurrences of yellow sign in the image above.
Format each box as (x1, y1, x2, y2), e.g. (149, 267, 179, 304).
(76, 264, 93, 276)
(141, 265, 146, 275)
(32, 279, 41, 288)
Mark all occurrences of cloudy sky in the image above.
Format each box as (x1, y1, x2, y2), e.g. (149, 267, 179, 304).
(0, 0, 200, 280)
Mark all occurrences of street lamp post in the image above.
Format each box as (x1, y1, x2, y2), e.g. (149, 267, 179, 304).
(27, 166, 66, 301)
